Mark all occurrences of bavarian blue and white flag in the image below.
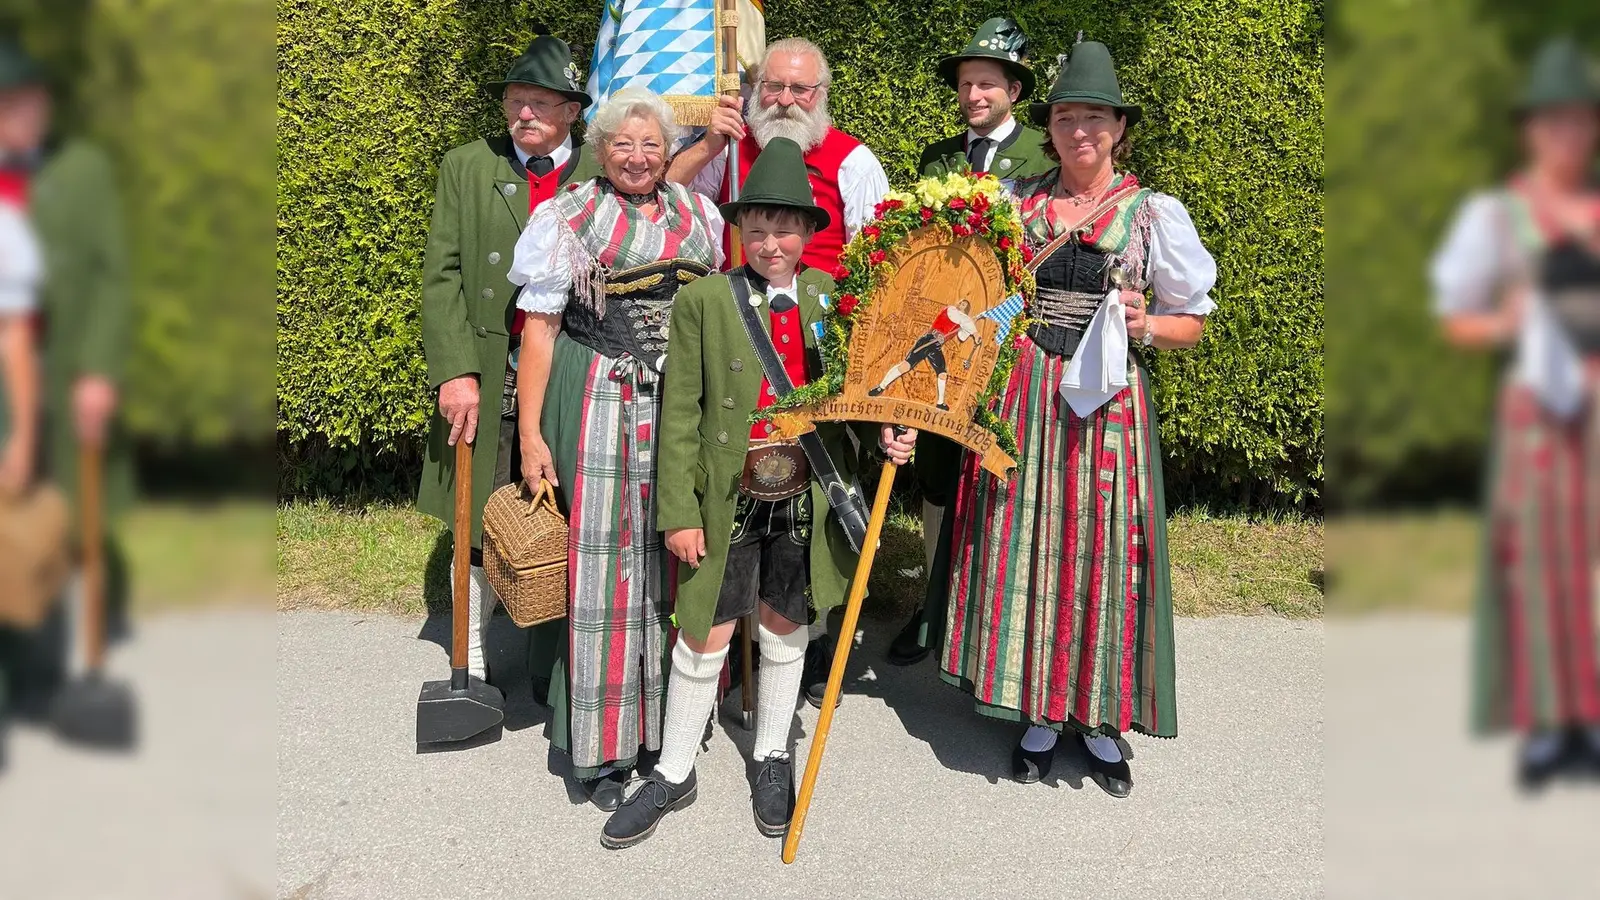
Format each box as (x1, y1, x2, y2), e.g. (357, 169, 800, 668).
(978, 292, 1026, 343)
(586, 0, 729, 127)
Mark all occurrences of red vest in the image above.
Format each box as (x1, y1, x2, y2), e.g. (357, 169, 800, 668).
(750, 288, 810, 443)
(721, 128, 859, 273)
(511, 165, 567, 336)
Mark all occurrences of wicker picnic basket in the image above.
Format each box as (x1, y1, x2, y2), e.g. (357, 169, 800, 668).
(481, 479, 568, 628)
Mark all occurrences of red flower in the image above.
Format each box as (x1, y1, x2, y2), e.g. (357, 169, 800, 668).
(1021, 244, 1035, 263)
(872, 201, 887, 218)
(831, 264, 850, 281)
(920, 206, 934, 222)
(997, 236, 1013, 251)
(884, 198, 903, 211)
(837, 294, 859, 316)
(869, 250, 886, 266)
(863, 225, 881, 241)
(967, 211, 987, 231)
(972, 192, 991, 213)
(951, 222, 970, 237)
(948, 196, 968, 211)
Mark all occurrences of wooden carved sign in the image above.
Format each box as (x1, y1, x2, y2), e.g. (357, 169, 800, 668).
(768, 227, 1019, 478)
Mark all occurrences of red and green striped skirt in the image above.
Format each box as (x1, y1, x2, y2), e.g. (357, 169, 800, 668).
(938, 339, 1178, 738)
(1472, 379, 1600, 734)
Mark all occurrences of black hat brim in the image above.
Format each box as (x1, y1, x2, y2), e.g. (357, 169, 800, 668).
(937, 54, 1036, 101)
(719, 197, 832, 234)
(1028, 94, 1142, 129)
(485, 79, 593, 109)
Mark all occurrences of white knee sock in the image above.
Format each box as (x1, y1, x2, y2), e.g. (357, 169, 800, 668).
(453, 560, 498, 680)
(921, 499, 944, 569)
(754, 622, 809, 760)
(654, 641, 729, 784)
(1020, 724, 1057, 753)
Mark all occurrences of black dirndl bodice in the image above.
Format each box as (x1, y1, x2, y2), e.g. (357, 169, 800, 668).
(1543, 239, 1600, 354)
(561, 258, 711, 373)
(1028, 238, 1113, 359)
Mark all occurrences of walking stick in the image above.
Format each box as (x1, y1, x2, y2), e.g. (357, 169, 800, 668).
(783, 458, 898, 864)
(50, 438, 137, 750)
(740, 612, 756, 729)
(416, 436, 504, 746)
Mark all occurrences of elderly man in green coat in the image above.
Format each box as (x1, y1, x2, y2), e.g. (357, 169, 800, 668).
(889, 17, 1054, 667)
(0, 39, 132, 729)
(416, 36, 600, 681)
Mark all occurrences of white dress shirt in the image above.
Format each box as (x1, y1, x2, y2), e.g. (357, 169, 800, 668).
(513, 134, 574, 173)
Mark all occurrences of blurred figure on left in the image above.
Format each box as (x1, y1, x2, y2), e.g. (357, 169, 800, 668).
(416, 36, 599, 687)
(1431, 36, 1600, 789)
(0, 37, 48, 759)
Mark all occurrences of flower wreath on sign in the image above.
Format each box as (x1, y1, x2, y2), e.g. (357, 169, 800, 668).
(753, 171, 1039, 456)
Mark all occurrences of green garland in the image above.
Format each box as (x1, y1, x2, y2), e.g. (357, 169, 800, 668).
(754, 171, 1038, 456)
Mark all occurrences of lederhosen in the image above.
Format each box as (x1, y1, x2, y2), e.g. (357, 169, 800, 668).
(712, 272, 816, 628)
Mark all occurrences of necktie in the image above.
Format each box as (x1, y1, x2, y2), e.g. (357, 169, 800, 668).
(528, 155, 554, 177)
(768, 291, 797, 313)
(966, 137, 994, 173)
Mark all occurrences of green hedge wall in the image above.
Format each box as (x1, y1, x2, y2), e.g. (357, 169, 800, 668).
(278, 0, 1324, 506)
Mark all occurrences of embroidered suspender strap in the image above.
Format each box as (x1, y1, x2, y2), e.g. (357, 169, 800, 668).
(730, 272, 871, 553)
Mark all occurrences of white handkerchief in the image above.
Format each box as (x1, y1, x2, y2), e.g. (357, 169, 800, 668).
(1514, 292, 1585, 420)
(1059, 289, 1130, 417)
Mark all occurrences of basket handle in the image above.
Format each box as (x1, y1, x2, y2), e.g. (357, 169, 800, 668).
(528, 478, 559, 515)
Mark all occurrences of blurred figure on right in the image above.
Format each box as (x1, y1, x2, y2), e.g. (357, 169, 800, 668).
(1431, 36, 1600, 789)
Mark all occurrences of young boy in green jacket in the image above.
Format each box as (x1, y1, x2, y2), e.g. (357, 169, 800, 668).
(601, 137, 917, 848)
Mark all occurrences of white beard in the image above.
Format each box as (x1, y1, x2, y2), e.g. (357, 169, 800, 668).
(747, 96, 831, 152)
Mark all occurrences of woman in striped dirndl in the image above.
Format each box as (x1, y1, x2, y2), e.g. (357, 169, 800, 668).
(935, 40, 1216, 797)
(1431, 37, 1600, 789)
(509, 89, 723, 809)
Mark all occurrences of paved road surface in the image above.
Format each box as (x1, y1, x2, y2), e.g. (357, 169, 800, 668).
(277, 610, 1323, 899)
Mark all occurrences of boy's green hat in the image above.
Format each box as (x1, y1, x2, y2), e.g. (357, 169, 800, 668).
(1516, 36, 1600, 114)
(0, 39, 46, 92)
(718, 137, 831, 231)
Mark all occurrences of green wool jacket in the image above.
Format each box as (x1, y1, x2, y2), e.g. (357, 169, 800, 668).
(0, 139, 134, 526)
(916, 120, 1054, 181)
(656, 267, 863, 642)
(416, 134, 601, 548)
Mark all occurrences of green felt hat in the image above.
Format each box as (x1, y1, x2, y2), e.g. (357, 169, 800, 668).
(1028, 39, 1140, 129)
(485, 36, 591, 108)
(718, 137, 831, 232)
(0, 38, 45, 92)
(1516, 36, 1599, 114)
(937, 17, 1036, 100)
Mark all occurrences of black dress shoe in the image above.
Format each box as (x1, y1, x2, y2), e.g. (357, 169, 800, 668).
(584, 768, 628, 812)
(1011, 742, 1054, 783)
(886, 613, 931, 667)
(802, 635, 840, 709)
(1081, 735, 1132, 798)
(601, 770, 698, 849)
(751, 753, 796, 837)
(1518, 730, 1581, 792)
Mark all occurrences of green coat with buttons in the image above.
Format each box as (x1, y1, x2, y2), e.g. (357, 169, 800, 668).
(416, 134, 602, 548)
(656, 267, 865, 642)
(916, 120, 1054, 180)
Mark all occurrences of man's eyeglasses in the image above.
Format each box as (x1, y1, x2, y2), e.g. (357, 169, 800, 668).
(759, 80, 822, 102)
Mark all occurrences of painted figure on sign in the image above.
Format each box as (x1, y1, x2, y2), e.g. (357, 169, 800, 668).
(867, 299, 981, 409)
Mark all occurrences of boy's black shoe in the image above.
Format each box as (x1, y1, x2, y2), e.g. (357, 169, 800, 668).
(600, 770, 698, 849)
(752, 752, 795, 837)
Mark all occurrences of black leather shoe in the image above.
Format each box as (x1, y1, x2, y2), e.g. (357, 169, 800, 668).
(1518, 730, 1581, 792)
(886, 613, 930, 667)
(601, 770, 698, 849)
(1011, 742, 1054, 783)
(751, 753, 796, 837)
(1082, 735, 1132, 798)
(584, 768, 628, 812)
(802, 635, 840, 709)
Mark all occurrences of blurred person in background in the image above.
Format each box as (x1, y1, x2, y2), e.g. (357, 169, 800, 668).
(1430, 36, 1600, 788)
(0, 34, 131, 730)
(0, 36, 46, 761)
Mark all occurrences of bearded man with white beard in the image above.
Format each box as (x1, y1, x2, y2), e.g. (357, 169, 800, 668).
(667, 37, 889, 709)
(669, 37, 889, 275)
(416, 37, 601, 688)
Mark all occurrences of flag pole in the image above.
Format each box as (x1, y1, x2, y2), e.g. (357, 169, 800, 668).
(719, 0, 743, 267)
